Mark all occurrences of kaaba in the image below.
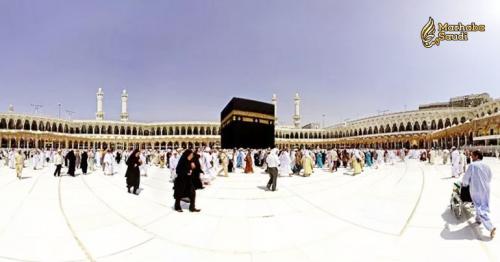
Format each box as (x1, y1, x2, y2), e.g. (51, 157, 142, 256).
(221, 97, 275, 149)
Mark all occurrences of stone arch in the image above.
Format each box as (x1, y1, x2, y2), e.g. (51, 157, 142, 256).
(444, 118, 451, 128)
(138, 127, 143, 136)
(107, 126, 113, 134)
(132, 127, 137, 135)
(421, 120, 428, 130)
(58, 123, 63, 133)
(212, 127, 217, 135)
(187, 126, 192, 135)
(373, 126, 378, 134)
(406, 122, 412, 131)
(0, 118, 6, 129)
(431, 120, 437, 130)
(15, 119, 22, 129)
(120, 126, 125, 135)
(193, 126, 199, 135)
(392, 123, 398, 132)
(45, 122, 51, 131)
(452, 117, 459, 125)
(126, 126, 131, 135)
(31, 120, 38, 131)
(23, 120, 30, 130)
(437, 119, 443, 129)
(460, 116, 466, 123)
(114, 126, 119, 135)
(399, 123, 405, 132)
(8, 119, 15, 129)
(413, 121, 420, 131)
(64, 124, 69, 133)
(52, 123, 57, 132)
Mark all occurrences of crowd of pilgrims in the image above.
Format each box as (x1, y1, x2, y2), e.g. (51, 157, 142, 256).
(1, 147, 493, 180)
(0, 147, 498, 216)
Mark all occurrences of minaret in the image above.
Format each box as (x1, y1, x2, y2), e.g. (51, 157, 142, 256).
(96, 88, 104, 120)
(293, 93, 301, 128)
(8, 104, 14, 112)
(272, 94, 277, 124)
(120, 89, 129, 122)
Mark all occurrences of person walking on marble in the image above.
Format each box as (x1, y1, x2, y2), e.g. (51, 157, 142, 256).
(451, 147, 461, 178)
(173, 149, 200, 212)
(81, 150, 88, 175)
(462, 150, 496, 239)
(15, 150, 24, 180)
(53, 150, 64, 177)
(66, 150, 76, 177)
(266, 148, 280, 191)
(125, 149, 142, 194)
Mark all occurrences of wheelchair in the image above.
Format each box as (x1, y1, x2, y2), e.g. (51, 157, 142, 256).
(450, 182, 474, 219)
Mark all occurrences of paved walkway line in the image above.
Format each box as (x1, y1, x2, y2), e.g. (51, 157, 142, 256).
(58, 177, 95, 262)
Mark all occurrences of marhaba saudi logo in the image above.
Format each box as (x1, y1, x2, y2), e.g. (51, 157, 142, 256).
(420, 17, 485, 48)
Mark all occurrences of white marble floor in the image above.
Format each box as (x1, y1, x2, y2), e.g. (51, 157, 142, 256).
(0, 157, 499, 262)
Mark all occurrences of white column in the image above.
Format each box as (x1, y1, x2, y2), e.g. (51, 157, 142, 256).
(96, 88, 104, 120)
(272, 94, 278, 124)
(121, 89, 129, 122)
(293, 93, 301, 128)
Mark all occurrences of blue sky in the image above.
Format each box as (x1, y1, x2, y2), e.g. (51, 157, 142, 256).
(0, 0, 499, 124)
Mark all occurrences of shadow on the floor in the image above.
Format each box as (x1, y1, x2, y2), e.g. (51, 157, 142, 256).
(439, 208, 489, 241)
(257, 185, 269, 191)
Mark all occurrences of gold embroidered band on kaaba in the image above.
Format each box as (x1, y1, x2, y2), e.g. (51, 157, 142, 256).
(221, 110, 275, 127)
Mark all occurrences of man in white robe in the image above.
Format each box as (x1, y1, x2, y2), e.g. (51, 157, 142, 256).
(103, 150, 114, 175)
(443, 149, 450, 165)
(429, 148, 436, 165)
(201, 147, 216, 183)
(451, 147, 461, 178)
(279, 149, 292, 177)
(169, 151, 179, 181)
(462, 150, 496, 239)
(9, 150, 15, 169)
(31, 150, 38, 170)
(139, 150, 148, 176)
(95, 150, 102, 168)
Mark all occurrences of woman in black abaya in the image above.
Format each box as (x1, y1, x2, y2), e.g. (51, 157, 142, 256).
(66, 150, 76, 177)
(173, 149, 200, 212)
(125, 149, 142, 194)
(191, 150, 204, 190)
